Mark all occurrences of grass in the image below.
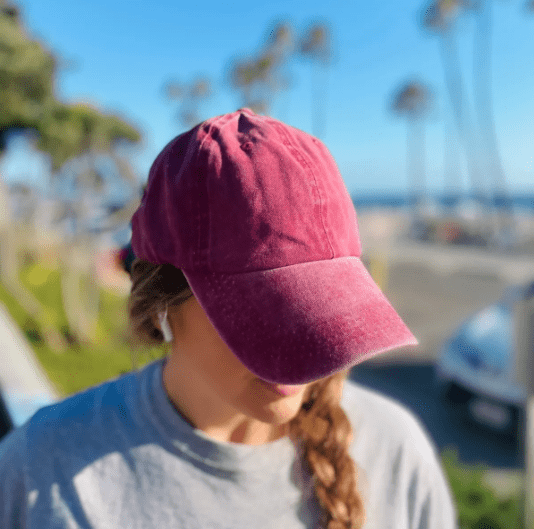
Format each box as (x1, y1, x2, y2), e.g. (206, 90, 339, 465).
(0, 260, 526, 527)
(0, 261, 166, 396)
(442, 448, 524, 529)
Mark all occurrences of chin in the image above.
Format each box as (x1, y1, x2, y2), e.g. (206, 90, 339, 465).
(252, 397, 305, 425)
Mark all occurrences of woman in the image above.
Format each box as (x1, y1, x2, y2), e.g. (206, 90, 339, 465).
(0, 109, 456, 528)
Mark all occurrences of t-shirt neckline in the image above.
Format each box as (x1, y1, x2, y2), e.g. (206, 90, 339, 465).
(139, 357, 298, 473)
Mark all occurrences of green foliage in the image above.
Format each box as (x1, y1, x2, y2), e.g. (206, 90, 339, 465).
(20, 263, 67, 329)
(0, 1, 141, 169)
(0, 2, 55, 148)
(36, 102, 141, 171)
(441, 448, 524, 529)
(0, 261, 165, 396)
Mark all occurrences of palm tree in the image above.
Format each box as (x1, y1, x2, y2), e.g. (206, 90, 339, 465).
(229, 53, 278, 114)
(299, 22, 332, 139)
(391, 81, 434, 225)
(421, 0, 488, 210)
(164, 76, 212, 129)
(229, 21, 294, 116)
(227, 20, 334, 129)
(470, 0, 517, 248)
(443, 117, 465, 209)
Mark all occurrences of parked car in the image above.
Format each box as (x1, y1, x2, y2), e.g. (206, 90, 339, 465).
(434, 282, 533, 438)
(0, 387, 57, 442)
(0, 390, 13, 441)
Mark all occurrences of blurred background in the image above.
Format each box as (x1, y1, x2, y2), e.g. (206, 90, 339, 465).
(0, 0, 533, 526)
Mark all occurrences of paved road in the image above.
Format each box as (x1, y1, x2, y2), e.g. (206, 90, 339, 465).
(361, 246, 524, 365)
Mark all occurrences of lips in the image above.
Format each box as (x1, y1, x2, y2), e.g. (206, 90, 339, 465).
(257, 379, 305, 397)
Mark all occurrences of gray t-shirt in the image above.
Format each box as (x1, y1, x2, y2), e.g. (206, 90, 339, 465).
(0, 359, 457, 528)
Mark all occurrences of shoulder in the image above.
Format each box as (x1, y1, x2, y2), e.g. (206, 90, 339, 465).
(341, 378, 420, 427)
(340, 380, 444, 495)
(0, 423, 26, 471)
(0, 425, 28, 526)
(23, 368, 144, 454)
(341, 378, 437, 461)
(341, 379, 457, 528)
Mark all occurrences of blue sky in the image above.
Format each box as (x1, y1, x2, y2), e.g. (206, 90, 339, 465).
(1, 0, 534, 197)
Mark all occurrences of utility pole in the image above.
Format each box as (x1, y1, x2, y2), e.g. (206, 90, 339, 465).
(515, 282, 534, 529)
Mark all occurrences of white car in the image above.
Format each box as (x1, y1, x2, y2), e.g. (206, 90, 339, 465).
(0, 388, 57, 441)
(435, 283, 532, 437)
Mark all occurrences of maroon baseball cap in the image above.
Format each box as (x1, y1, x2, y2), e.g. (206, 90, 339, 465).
(131, 109, 417, 384)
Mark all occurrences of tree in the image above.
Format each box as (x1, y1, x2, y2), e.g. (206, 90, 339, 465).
(391, 81, 434, 220)
(298, 22, 332, 139)
(420, 0, 487, 208)
(0, 2, 141, 164)
(227, 19, 335, 137)
(471, 0, 517, 245)
(0, 1, 142, 348)
(164, 76, 212, 129)
(0, 1, 54, 150)
(421, 0, 518, 247)
(228, 21, 294, 115)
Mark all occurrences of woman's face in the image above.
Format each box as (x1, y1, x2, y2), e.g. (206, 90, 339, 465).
(162, 295, 312, 442)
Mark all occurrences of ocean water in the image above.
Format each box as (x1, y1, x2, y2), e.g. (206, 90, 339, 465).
(351, 192, 534, 213)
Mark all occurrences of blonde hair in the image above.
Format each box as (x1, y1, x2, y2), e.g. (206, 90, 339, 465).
(128, 258, 366, 528)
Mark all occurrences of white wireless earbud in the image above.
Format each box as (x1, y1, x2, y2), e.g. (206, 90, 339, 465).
(158, 307, 173, 343)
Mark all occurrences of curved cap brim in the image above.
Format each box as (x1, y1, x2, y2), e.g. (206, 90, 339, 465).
(182, 257, 418, 385)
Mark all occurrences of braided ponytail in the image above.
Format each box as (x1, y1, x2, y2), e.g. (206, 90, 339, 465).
(289, 371, 366, 529)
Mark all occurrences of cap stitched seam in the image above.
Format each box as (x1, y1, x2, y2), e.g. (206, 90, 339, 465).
(195, 120, 219, 270)
(137, 151, 165, 265)
(270, 121, 335, 259)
